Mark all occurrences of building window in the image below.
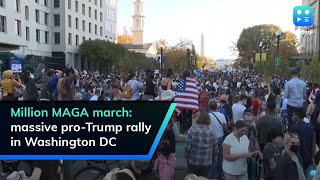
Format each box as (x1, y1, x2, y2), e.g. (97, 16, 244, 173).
(0, 15, 6, 33)
(75, 1, 78, 12)
(75, 18, 79, 29)
(94, 0, 97, 5)
(45, 13, 49, 25)
(89, 38, 91, 41)
(82, 20, 85, 31)
(76, 35, 79, 46)
(35, 0, 38, 3)
(100, 26, 102, 36)
(82, 36, 85, 42)
(82, 4, 85, 15)
(89, 23, 91, 33)
(100, 0, 102, 8)
(54, 14, 60, 26)
(25, 6, 29, 20)
(68, 0, 71, 9)
(15, 19, 21, 36)
(16, 0, 20, 12)
(26, 26, 29, 41)
(89, 7, 91, 18)
(100, 12, 102, 22)
(45, 31, 49, 44)
(95, 10, 97, 20)
(54, 32, 60, 44)
(54, 0, 59, 8)
(35, 10, 40, 23)
(95, 24, 97, 35)
(44, 0, 48, 7)
(68, 33, 72, 45)
(0, 0, 4, 7)
(68, 15, 72, 28)
(36, 29, 40, 42)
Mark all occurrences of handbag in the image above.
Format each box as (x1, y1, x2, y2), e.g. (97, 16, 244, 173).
(210, 112, 230, 137)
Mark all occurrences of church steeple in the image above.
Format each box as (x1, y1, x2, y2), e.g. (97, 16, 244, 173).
(132, 0, 145, 45)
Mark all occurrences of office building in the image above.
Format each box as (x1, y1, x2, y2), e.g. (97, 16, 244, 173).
(300, 0, 319, 56)
(0, 0, 117, 69)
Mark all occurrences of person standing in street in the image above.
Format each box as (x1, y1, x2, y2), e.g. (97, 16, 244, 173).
(232, 95, 247, 123)
(284, 68, 307, 131)
(185, 109, 218, 178)
(208, 99, 227, 179)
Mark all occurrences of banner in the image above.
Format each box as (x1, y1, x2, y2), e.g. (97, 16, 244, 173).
(0, 102, 175, 160)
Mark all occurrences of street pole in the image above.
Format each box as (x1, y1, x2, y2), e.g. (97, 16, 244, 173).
(160, 47, 163, 75)
(276, 31, 281, 69)
(259, 41, 263, 74)
(260, 49, 262, 74)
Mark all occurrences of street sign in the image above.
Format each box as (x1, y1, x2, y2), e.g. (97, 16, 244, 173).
(275, 57, 281, 67)
(261, 53, 267, 61)
(255, 53, 267, 61)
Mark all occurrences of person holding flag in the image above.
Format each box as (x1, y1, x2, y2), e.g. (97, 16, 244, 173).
(174, 70, 199, 134)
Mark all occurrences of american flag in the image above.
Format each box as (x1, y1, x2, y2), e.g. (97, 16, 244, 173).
(174, 77, 199, 114)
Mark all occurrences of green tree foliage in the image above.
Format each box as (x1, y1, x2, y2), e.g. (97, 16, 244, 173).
(79, 39, 158, 73)
(236, 24, 298, 69)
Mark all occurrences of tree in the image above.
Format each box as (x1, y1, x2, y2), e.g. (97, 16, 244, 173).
(197, 56, 213, 69)
(117, 27, 132, 44)
(154, 39, 169, 53)
(235, 24, 298, 74)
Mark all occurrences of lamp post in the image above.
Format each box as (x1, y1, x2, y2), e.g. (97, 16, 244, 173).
(276, 31, 281, 68)
(276, 31, 281, 55)
(259, 41, 263, 74)
(192, 45, 196, 70)
(160, 45, 163, 75)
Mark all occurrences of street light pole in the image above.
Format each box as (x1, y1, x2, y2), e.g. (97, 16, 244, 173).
(259, 41, 263, 74)
(276, 31, 281, 68)
(160, 46, 163, 75)
(276, 31, 281, 55)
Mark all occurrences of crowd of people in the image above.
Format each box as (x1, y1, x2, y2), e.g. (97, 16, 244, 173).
(1, 66, 320, 180)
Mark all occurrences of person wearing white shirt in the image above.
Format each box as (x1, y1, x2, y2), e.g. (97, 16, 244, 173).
(222, 120, 258, 180)
(208, 99, 227, 179)
(90, 89, 101, 101)
(232, 95, 247, 123)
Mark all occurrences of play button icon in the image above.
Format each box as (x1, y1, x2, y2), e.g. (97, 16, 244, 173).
(297, 17, 301, 22)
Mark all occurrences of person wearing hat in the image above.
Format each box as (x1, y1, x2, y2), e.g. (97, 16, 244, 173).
(0, 70, 23, 101)
(283, 68, 307, 131)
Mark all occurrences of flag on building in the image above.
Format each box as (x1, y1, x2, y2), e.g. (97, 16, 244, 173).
(174, 77, 199, 114)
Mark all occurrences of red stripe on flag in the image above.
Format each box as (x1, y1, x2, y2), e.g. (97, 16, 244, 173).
(174, 77, 199, 112)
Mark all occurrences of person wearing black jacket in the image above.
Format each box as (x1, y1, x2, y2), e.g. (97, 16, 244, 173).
(23, 71, 39, 101)
(141, 69, 156, 100)
(275, 133, 306, 180)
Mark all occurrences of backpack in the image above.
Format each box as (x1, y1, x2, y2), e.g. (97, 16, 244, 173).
(123, 81, 133, 99)
(57, 78, 68, 96)
(103, 167, 136, 180)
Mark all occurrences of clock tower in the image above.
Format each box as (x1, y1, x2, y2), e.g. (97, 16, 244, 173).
(132, 0, 145, 45)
